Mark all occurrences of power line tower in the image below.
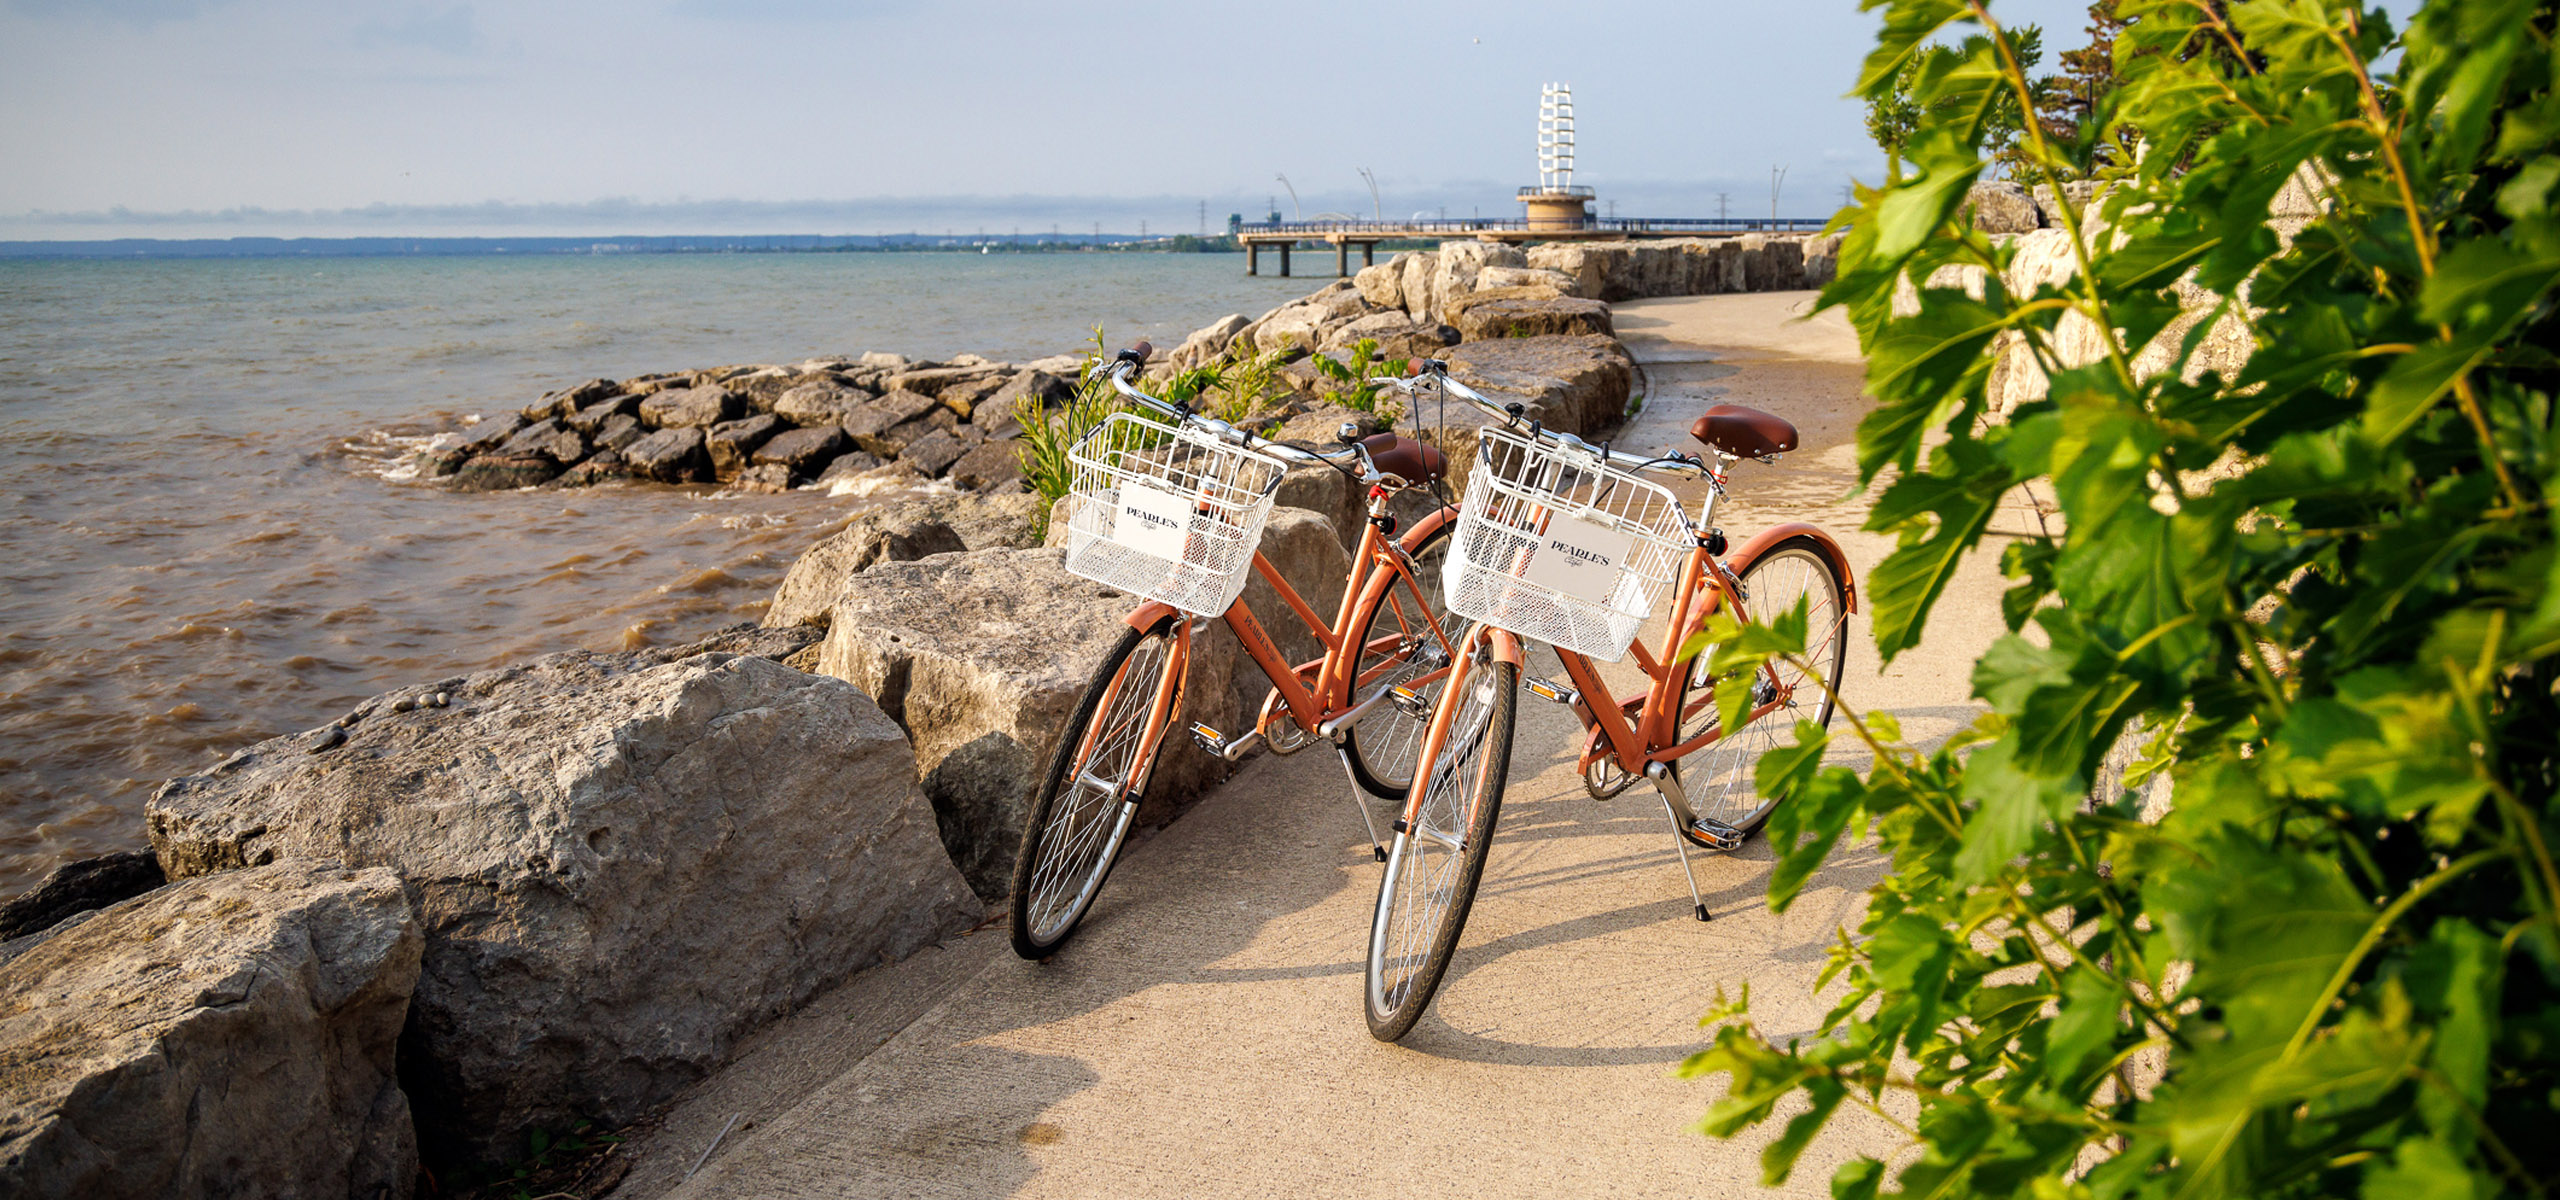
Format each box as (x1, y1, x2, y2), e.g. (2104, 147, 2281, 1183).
(1717, 193, 1730, 221)
(1770, 164, 1788, 220)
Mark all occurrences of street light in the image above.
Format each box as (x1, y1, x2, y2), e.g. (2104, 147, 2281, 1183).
(1275, 174, 1301, 220)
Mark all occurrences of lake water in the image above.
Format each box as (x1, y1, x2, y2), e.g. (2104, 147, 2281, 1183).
(0, 251, 1312, 899)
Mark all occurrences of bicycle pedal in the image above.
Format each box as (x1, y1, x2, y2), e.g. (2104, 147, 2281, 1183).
(1522, 676, 1580, 707)
(1683, 817, 1747, 853)
(1189, 722, 1263, 762)
(1387, 685, 1430, 720)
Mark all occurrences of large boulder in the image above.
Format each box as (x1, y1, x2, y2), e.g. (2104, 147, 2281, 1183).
(621, 426, 708, 483)
(1169, 314, 1252, 370)
(706, 413, 785, 480)
(415, 414, 528, 479)
(982, 369, 1073, 415)
(750, 424, 849, 474)
(882, 366, 1003, 398)
(815, 548, 1246, 899)
(1443, 334, 1636, 434)
(443, 453, 559, 492)
(841, 389, 945, 456)
(935, 374, 1012, 419)
(1474, 265, 1580, 296)
(1397, 250, 1440, 323)
(1240, 281, 1369, 357)
(0, 862, 421, 1200)
(1448, 292, 1616, 342)
(1319, 310, 1458, 361)
(147, 650, 977, 1166)
(1965, 180, 2043, 233)
(898, 427, 973, 477)
(560, 392, 640, 435)
(529, 378, 621, 421)
(637, 385, 742, 429)
(763, 492, 1044, 630)
(1427, 241, 1527, 319)
(773, 381, 871, 427)
(948, 438, 1025, 492)
(0, 851, 164, 942)
(1353, 258, 1404, 310)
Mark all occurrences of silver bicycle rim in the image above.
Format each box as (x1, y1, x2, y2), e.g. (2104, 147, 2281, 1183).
(1021, 631, 1172, 944)
(1366, 648, 1498, 1018)
(1680, 546, 1843, 829)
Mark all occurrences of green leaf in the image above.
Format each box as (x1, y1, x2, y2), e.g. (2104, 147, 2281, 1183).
(1761, 1077, 1847, 1186)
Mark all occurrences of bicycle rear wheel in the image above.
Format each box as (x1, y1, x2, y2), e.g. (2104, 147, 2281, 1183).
(1674, 537, 1848, 839)
(1343, 515, 1456, 799)
(1364, 629, 1516, 1042)
(1008, 615, 1181, 959)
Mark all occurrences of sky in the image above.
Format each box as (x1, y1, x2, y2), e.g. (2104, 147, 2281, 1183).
(1, 0, 2127, 239)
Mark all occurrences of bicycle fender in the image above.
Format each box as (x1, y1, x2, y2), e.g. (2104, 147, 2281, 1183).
(1727, 523, 1859, 613)
(1398, 502, 1456, 551)
(1487, 626, 1525, 668)
(1123, 601, 1183, 633)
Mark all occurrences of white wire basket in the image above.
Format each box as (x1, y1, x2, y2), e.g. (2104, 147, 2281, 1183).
(1444, 424, 1692, 661)
(1058, 412, 1290, 618)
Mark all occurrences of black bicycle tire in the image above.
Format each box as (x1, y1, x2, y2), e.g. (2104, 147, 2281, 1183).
(1363, 645, 1518, 1041)
(1342, 515, 1458, 799)
(1673, 536, 1848, 838)
(1007, 615, 1180, 959)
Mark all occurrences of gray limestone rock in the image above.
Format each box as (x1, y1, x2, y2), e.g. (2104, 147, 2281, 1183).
(1442, 334, 1635, 434)
(1965, 180, 2043, 233)
(707, 413, 785, 480)
(947, 438, 1024, 492)
(146, 652, 976, 1167)
(621, 426, 708, 483)
(1448, 293, 1616, 342)
(774, 381, 872, 428)
(0, 862, 422, 1200)
(752, 424, 849, 473)
(637, 385, 743, 429)
(561, 392, 641, 434)
(443, 453, 560, 492)
(897, 427, 971, 478)
(841, 389, 946, 456)
(980, 369, 1072, 417)
(814, 548, 1246, 898)
(0, 850, 164, 942)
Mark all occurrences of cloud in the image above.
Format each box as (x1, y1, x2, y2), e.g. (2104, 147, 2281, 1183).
(353, 4, 479, 55)
(7, 0, 234, 23)
(666, 0, 921, 22)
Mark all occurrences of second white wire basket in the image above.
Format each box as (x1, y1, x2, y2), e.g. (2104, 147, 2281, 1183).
(1444, 424, 1692, 661)
(1059, 412, 1289, 618)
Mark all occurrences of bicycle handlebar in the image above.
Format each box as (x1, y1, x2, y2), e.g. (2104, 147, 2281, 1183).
(1367, 361, 1711, 481)
(1094, 349, 1363, 470)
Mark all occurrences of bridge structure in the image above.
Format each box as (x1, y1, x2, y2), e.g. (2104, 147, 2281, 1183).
(1236, 215, 1836, 276)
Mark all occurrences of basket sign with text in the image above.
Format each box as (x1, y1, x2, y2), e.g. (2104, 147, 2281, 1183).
(1518, 513, 1636, 604)
(1108, 481, 1194, 559)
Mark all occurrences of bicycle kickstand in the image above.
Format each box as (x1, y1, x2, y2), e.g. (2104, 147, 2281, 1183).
(1332, 746, 1389, 862)
(1646, 764, 1712, 922)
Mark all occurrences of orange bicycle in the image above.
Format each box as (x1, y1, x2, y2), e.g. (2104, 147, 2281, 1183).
(1007, 344, 1463, 959)
(1360, 362, 1857, 1040)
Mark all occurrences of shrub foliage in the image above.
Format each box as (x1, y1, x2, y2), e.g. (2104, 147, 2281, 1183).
(1684, 1, 2560, 1195)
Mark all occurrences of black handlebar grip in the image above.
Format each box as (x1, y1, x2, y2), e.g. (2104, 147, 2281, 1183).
(1116, 341, 1153, 366)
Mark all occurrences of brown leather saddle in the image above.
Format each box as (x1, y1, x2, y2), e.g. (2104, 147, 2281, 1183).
(1690, 404, 1798, 459)
(1362, 433, 1447, 484)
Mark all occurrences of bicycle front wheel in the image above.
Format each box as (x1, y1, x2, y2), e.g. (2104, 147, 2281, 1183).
(1674, 537, 1848, 838)
(1008, 615, 1181, 959)
(1364, 629, 1516, 1042)
(1342, 515, 1456, 799)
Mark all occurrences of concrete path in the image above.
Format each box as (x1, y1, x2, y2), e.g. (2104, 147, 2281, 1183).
(619, 292, 2039, 1199)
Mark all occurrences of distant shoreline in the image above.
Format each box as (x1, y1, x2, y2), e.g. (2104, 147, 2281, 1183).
(0, 234, 1448, 261)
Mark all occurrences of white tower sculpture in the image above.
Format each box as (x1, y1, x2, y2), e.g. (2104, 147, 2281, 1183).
(1539, 83, 1576, 192)
(1520, 82, 1594, 231)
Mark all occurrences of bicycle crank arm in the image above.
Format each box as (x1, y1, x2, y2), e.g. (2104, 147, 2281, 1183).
(1188, 723, 1263, 762)
(1316, 675, 1419, 742)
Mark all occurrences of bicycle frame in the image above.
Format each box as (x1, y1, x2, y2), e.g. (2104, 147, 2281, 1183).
(1103, 501, 1463, 797)
(1551, 519, 1858, 782)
